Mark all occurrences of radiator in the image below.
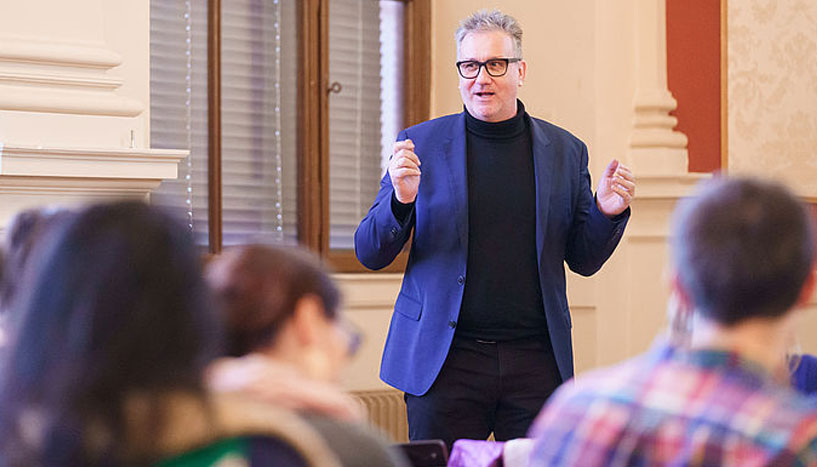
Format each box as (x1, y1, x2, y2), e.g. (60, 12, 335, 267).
(352, 389, 409, 442)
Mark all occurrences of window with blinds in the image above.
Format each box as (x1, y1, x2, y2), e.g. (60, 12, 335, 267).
(151, 0, 298, 248)
(220, 0, 298, 246)
(329, 0, 389, 250)
(149, 0, 210, 248)
(150, 0, 402, 255)
(379, 1, 405, 175)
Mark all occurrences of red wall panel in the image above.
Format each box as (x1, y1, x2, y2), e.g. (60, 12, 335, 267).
(667, 0, 722, 173)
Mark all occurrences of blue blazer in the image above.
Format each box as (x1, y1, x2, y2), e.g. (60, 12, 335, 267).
(355, 111, 629, 396)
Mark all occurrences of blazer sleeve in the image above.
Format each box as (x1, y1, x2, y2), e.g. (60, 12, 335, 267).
(564, 142, 630, 276)
(353, 130, 415, 270)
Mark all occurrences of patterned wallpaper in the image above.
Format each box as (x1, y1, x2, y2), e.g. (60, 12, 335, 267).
(728, 0, 817, 198)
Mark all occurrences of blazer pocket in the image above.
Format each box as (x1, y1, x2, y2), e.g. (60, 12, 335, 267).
(394, 292, 422, 321)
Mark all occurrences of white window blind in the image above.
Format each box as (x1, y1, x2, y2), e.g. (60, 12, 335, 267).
(150, 0, 298, 248)
(379, 0, 405, 174)
(150, 0, 210, 248)
(220, 0, 298, 246)
(328, 0, 386, 250)
(152, 0, 401, 254)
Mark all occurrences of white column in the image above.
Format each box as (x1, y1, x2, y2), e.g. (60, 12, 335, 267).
(628, 0, 689, 176)
(616, 0, 706, 358)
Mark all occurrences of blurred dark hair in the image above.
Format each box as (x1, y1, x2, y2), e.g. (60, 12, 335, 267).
(671, 177, 816, 326)
(0, 202, 222, 465)
(206, 244, 340, 357)
(1, 207, 74, 312)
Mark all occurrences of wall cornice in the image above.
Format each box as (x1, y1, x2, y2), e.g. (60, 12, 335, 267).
(634, 173, 710, 199)
(0, 144, 186, 180)
(0, 83, 143, 117)
(0, 36, 121, 68)
(0, 175, 163, 197)
(0, 35, 142, 117)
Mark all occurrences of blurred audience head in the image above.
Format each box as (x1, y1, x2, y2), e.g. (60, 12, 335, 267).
(670, 176, 816, 326)
(207, 244, 356, 382)
(1, 207, 73, 313)
(0, 201, 221, 465)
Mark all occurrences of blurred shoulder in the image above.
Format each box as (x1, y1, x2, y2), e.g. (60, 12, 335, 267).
(302, 413, 409, 467)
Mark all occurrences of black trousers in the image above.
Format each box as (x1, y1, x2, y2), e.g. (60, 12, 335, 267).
(404, 334, 561, 450)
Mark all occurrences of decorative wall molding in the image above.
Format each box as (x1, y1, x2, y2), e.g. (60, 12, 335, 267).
(0, 175, 176, 237)
(0, 144, 187, 238)
(0, 175, 162, 197)
(0, 36, 122, 69)
(0, 144, 187, 180)
(625, 174, 709, 241)
(629, 0, 690, 177)
(635, 174, 709, 200)
(0, 36, 141, 117)
(0, 85, 143, 116)
(625, 175, 707, 242)
(0, 175, 169, 240)
(622, 0, 708, 360)
(0, 70, 123, 90)
(630, 91, 688, 149)
(0, 144, 184, 165)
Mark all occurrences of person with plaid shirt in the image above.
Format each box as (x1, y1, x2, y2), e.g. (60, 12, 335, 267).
(529, 177, 817, 466)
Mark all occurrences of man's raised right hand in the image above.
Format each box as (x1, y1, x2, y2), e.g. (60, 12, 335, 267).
(388, 139, 421, 203)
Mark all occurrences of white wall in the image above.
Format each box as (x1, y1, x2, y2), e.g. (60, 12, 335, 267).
(726, 0, 817, 354)
(727, 1, 817, 199)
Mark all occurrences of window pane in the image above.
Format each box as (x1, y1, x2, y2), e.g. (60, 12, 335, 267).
(150, 0, 210, 249)
(280, 1, 298, 247)
(221, 0, 298, 247)
(379, 0, 405, 173)
(329, 0, 402, 250)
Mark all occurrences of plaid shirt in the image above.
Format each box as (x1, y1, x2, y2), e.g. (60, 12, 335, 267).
(528, 340, 817, 466)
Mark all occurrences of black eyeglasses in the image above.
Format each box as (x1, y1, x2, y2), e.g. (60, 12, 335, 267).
(455, 58, 521, 79)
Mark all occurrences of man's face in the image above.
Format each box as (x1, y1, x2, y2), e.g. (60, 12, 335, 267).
(458, 30, 526, 122)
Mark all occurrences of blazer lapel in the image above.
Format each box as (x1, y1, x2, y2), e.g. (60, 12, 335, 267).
(442, 112, 469, 247)
(529, 117, 553, 259)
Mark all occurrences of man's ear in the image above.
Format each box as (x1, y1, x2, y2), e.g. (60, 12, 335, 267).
(796, 268, 816, 309)
(517, 59, 527, 85)
(290, 294, 326, 347)
(669, 273, 693, 311)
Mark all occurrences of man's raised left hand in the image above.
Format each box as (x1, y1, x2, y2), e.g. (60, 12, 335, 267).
(596, 159, 635, 218)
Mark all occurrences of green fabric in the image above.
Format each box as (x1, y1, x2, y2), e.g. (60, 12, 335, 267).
(156, 437, 249, 466)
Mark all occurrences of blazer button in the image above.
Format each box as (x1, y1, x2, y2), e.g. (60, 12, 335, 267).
(448, 320, 457, 329)
(390, 227, 399, 237)
(457, 275, 464, 285)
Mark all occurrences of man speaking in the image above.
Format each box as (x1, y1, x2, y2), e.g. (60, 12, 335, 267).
(355, 9, 634, 447)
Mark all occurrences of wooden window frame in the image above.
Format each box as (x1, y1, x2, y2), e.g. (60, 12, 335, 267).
(207, 0, 223, 253)
(206, 0, 429, 273)
(299, 0, 430, 273)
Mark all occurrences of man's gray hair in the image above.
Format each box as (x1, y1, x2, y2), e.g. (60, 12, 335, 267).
(455, 9, 523, 58)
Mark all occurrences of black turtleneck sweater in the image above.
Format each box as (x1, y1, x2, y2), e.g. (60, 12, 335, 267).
(390, 101, 551, 343)
(456, 101, 550, 342)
